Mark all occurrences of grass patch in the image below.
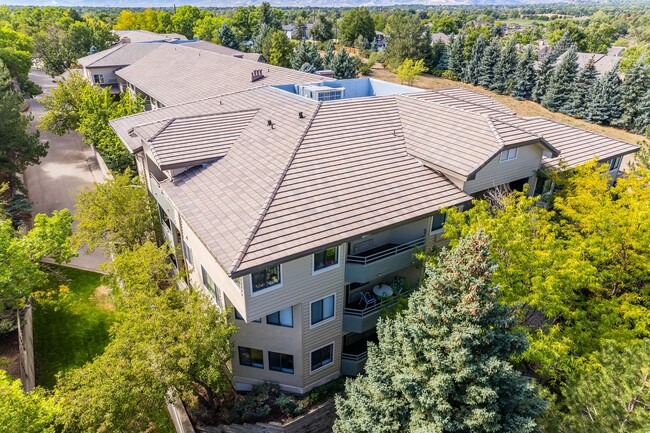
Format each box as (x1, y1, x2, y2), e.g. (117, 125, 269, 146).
(33, 265, 115, 388)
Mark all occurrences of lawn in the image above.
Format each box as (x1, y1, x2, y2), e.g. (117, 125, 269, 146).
(369, 66, 646, 146)
(33, 265, 115, 388)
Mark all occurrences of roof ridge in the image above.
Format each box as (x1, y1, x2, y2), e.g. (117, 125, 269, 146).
(84, 43, 125, 67)
(147, 118, 175, 142)
(228, 101, 324, 275)
(522, 116, 639, 146)
(486, 118, 506, 148)
(160, 108, 259, 124)
(400, 92, 491, 120)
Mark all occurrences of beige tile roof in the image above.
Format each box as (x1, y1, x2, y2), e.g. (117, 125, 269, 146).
(115, 43, 327, 106)
(110, 85, 637, 276)
(114, 30, 187, 43)
(182, 41, 264, 62)
(146, 110, 258, 170)
(78, 43, 162, 68)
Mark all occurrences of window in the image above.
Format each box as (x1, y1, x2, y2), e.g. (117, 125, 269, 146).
(269, 351, 294, 374)
(317, 90, 343, 101)
(310, 344, 333, 372)
(311, 295, 335, 326)
(267, 307, 293, 327)
(201, 266, 218, 301)
(182, 241, 193, 269)
(93, 74, 104, 84)
(313, 247, 339, 272)
(608, 156, 622, 171)
(499, 148, 518, 162)
(431, 212, 447, 232)
(251, 264, 281, 292)
(234, 309, 260, 323)
(238, 347, 263, 368)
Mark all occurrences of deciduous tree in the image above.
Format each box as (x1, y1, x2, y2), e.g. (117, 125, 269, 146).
(338, 7, 375, 47)
(0, 370, 58, 433)
(395, 58, 426, 85)
(308, 13, 333, 42)
(268, 30, 292, 68)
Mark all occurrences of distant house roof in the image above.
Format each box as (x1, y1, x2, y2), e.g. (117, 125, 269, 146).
(431, 32, 450, 44)
(110, 85, 636, 276)
(181, 41, 265, 62)
(115, 43, 327, 106)
(114, 30, 187, 43)
(77, 43, 162, 68)
(607, 46, 625, 57)
(282, 23, 313, 32)
(569, 52, 621, 76)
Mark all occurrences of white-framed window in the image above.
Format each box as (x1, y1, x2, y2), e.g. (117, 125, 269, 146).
(201, 265, 219, 302)
(310, 294, 335, 328)
(182, 241, 193, 269)
(93, 73, 104, 84)
(607, 156, 622, 171)
(234, 309, 260, 323)
(238, 346, 264, 369)
(269, 351, 294, 374)
(266, 306, 293, 328)
(431, 212, 447, 233)
(251, 264, 282, 294)
(499, 148, 518, 162)
(313, 246, 339, 274)
(310, 343, 334, 373)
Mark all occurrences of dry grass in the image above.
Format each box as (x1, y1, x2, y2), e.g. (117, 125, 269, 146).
(91, 285, 115, 312)
(369, 65, 645, 145)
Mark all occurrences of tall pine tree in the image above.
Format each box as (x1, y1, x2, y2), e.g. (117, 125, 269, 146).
(446, 34, 466, 79)
(290, 41, 322, 71)
(330, 48, 358, 79)
(477, 39, 501, 89)
(531, 50, 557, 102)
(636, 89, 650, 135)
(511, 45, 537, 100)
(493, 38, 517, 94)
(565, 57, 598, 118)
(218, 23, 240, 50)
(322, 41, 335, 70)
(334, 232, 547, 433)
(584, 65, 623, 125)
(542, 45, 579, 113)
(463, 33, 487, 85)
(614, 59, 650, 132)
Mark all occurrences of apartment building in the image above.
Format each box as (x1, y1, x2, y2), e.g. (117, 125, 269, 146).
(109, 44, 638, 394)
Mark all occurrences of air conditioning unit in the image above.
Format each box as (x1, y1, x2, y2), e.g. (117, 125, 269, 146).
(297, 84, 345, 102)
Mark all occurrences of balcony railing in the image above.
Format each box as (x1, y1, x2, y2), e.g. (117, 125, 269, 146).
(342, 286, 413, 333)
(344, 286, 412, 317)
(347, 236, 426, 265)
(341, 351, 368, 362)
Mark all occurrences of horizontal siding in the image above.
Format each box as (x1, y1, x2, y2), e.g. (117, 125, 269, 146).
(465, 143, 543, 194)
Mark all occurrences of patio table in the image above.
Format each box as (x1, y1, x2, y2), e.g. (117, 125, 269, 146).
(373, 284, 394, 298)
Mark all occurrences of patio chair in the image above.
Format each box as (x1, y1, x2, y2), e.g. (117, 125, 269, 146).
(359, 291, 377, 309)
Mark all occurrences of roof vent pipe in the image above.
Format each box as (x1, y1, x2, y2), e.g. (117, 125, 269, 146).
(298, 111, 304, 119)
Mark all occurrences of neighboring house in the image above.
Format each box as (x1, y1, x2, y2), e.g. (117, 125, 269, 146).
(558, 48, 625, 76)
(108, 44, 638, 395)
(374, 30, 386, 49)
(114, 29, 187, 44)
(77, 43, 162, 92)
(430, 32, 450, 44)
(282, 23, 313, 40)
(181, 40, 265, 62)
(537, 39, 551, 59)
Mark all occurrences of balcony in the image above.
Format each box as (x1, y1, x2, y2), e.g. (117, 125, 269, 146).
(342, 283, 413, 333)
(345, 237, 424, 283)
(148, 173, 174, 218)
(341, 334, 378, 376)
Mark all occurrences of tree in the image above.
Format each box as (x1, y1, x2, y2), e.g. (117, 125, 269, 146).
(542, 45, 579, 113)
(257, 2, 279, 30)
(462, 33, 486, 85)
(545, 342, 650, 433)
(73, 170, 160, 256)
(383, 11, 432, 71)
(511, 45, 536, 99)
(615, 59, 650, 132)
(0, 24, 35, 88)
(268, 30, 292, 68)
(322, 41, 335, 70)
(446, 33, 466, 79)
(330, 48, 358, 79)
(291, 41, 322, 71)
(218, 22, 240, 50)
(0, 370, 57, 432)
(334, 232, 547, 433)
(40, 71, 91, 135)
(584, 65, 623, 125)
(309, 13, 333, 42)
(584, 22, 617, 54)
(171, 5, 202, 39)
(636, 90, 650, 136)
(338, 7, 375, 47)
(564, 57, 598, 117)
(477, 39, 500, 89)
(0, 61, 47, 193)
(232, 6, 256, 41)
(56, 242, 237, 433)
(396, 58, 426, 86)
(193, 15, 226, 43)
(0, 205, 74, 310)
(493, 38, 517, 94)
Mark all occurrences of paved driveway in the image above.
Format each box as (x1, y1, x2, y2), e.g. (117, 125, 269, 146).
(24, 69, 107, 271)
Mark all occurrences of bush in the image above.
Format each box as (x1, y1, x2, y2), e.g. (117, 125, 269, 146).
(358, 62, 372, 76)
(231, 382, 306, 423)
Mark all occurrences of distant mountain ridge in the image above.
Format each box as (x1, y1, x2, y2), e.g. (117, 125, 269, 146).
(5, 0, 574, 8)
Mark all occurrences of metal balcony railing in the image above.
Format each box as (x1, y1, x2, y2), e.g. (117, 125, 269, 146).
(346, 236, 425, 265)
(341, 351, 368, 362)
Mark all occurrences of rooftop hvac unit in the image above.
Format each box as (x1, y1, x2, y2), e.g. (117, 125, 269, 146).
(297, 84, 345, 102)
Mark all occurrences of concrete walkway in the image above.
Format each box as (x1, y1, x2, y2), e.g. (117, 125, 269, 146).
(24, 69, 107, 272)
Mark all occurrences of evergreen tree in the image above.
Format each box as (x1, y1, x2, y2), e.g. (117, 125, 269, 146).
(291, 41, 322, 71)
(462, 33, 486, 85)
(322, 41, 335, 70)
(564, 57, 598, 117)
(552, 30, 573, 57)
(330, 48, 358, 79)
(493, 38, 517, 94)
(252, 23, 271, 55)
(431, 40, 448, 71)
(531, 50, 557, 102)
(542, 45, 579, 113)
(334, 232, 547, 433)
(299, 63, 316, 74)
(477, 39, 500, 89)
(584, 65, 623, 125)
(615, 59, 650, 132)
(636, 89, 650, 135)
(446, 34, 466, 79)
(218, 23, 239, 50)
(511, 44, 537, 100)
